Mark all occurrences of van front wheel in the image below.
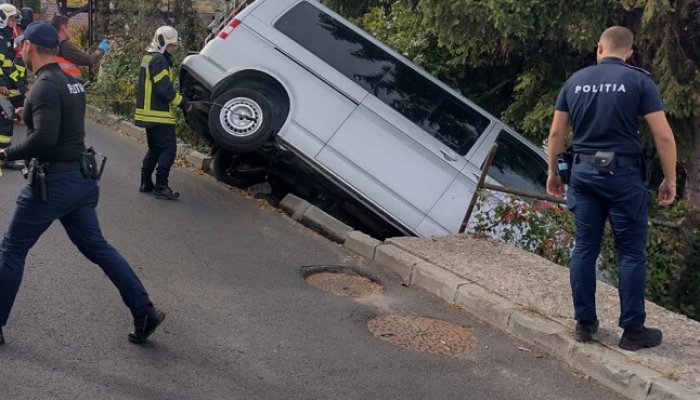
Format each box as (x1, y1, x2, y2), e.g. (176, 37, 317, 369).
(209, 88, 274, 152)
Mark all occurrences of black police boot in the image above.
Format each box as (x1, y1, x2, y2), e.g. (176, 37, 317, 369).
(140, 169, 155, 193)
(0, 326, 4, 345)
(619, 326, 662, 351)
(574, 320, 599, 342)
(128, 307, 165, 344)
(153, 174, 179, 200)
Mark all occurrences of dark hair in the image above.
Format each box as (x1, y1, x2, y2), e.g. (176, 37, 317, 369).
(50, 14, 69, 30)
(600, 26, 634, 52)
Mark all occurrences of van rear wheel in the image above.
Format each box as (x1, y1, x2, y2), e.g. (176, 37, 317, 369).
(209, 88, 274, 152)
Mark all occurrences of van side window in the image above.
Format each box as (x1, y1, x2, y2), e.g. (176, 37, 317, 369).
(275, 1, 489, 156)
(488, 131, 548, 194)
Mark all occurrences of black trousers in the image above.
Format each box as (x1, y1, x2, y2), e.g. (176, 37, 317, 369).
(142, 124, 176, 182)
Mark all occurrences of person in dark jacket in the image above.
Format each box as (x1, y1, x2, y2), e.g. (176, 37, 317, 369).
(0, 22, 165, 346)
(50, 14, 109, 80)
(134, 26, 191, 200)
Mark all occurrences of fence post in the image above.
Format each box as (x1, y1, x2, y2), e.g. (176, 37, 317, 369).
(459, 144, 498, 234)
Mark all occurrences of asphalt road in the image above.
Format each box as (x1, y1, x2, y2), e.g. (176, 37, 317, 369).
(0, 120, 622, 400)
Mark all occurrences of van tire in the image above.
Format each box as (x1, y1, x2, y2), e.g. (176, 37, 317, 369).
(212, 149, 268, 188)
(209, 88, 275, 153)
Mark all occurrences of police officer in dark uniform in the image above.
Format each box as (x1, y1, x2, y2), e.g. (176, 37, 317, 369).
(0, 22, 165, 346)
(547, 26, 677, 351)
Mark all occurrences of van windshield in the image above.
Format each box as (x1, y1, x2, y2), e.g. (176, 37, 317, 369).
(275, 1, 490, 155)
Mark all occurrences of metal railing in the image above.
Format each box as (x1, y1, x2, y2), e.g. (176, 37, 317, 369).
(459, 144, 683, 233)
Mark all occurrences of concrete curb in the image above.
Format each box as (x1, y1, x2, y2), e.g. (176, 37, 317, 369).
(279, 194, 352, 244)
(85, 105, 212, 172)
(363, 243, 699, 400)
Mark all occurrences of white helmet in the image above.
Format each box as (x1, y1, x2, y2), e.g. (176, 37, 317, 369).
(0, 4, 18, 29)
(147, 26, 180, 53)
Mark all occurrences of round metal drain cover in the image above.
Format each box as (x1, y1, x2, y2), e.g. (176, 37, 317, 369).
(368, 315, 476, 356)
(305, 272, 383, 297)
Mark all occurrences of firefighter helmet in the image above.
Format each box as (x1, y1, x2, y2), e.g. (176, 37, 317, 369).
(147, 26, 180, 53)
(0, 4, 18, 29)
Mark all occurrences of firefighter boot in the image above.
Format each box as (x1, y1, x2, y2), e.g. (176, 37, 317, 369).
(153, 174, 180, 200)
(140, 169, 155, 193)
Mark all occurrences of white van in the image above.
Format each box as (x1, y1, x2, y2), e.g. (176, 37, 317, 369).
(180, 0, 548, 237)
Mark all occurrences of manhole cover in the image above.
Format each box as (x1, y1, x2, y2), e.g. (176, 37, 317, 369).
(368, 315, 476, 356)
(305, 272, 383, 297)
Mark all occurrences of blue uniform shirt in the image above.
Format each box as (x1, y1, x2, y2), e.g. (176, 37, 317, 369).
(555, 57, 664, 155)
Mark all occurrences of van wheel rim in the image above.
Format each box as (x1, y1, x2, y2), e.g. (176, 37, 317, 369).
(219, 97, 264, 138)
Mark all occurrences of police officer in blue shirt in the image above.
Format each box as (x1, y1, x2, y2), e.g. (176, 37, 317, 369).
(547, 26, 677, 351)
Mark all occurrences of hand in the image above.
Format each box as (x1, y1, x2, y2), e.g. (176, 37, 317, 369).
(547, 174, 565, 198)
(0, 86, 8, 96)
(657, 179, 676, 207)
(98, 38, 110, 53)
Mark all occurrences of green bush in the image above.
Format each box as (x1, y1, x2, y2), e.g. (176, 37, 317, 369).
(472, 192, 699, 322)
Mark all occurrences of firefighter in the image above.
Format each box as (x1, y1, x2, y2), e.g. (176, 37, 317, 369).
(0, 3, 26, 171)
(135, 26, 191, 200)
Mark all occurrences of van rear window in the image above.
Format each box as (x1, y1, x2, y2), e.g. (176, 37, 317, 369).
(275, 1, 489, 155)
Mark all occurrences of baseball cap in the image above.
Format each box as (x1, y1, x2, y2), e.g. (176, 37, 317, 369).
(24, 22, 59, 49)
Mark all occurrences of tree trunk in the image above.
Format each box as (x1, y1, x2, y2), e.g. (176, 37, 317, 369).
(685, 115, 700, 211)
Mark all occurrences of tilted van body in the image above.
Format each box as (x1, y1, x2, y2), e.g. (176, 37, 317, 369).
(180, 0, 548, 237)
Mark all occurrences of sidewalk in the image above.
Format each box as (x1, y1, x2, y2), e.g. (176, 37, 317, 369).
(361, 234, 700, 400)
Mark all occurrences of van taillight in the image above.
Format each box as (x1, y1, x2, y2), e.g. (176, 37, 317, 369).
(218, 19, 241, 40)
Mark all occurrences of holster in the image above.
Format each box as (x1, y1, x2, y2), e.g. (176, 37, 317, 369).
(80, 146, 107, 180)
(557, 147, 573, 184)
(23, 158, 47, 202)
(593, 151, 616, 175)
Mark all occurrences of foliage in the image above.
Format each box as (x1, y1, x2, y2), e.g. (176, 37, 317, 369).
(472, 192, 699, 321)
(472, 193, 575, 266)
(333, 0, 700, 162)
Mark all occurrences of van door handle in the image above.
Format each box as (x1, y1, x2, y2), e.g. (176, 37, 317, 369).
(440, 150, 458, 162)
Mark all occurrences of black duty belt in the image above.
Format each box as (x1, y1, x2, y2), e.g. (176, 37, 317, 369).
(575, 154, 642, 168)
(43, 160, 82, 173)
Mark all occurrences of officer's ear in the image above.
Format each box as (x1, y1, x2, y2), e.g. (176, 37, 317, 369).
(597, 42, 604, 54)
(624, 48, 634, 61)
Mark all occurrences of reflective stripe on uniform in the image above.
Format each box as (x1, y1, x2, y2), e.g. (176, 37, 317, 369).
(0, 134, 11, 144)
(153, 69, 169, 83)
(0, 54, 12, 68)
(171, 93, 183, 107)
(142, 56, 153, 112)
(56, 56, 81, 78)
(134, 108, 176, 124)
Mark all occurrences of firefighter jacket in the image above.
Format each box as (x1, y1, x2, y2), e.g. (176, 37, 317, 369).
(0, 27, 26, 101)
(134, 51, 188, 128)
